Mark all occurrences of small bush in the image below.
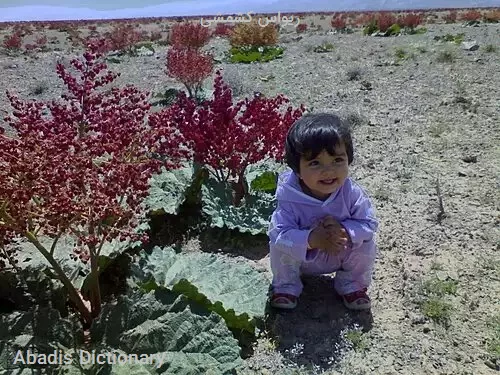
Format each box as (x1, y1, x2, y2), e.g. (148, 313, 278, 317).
(346, 67, 362, 81)
(423, 279, 458, 296)
(377, 12, 397, 32)
(2, 31, 23, 51)
(484, 44, 497, 53)
(363, 20, 378, 35)
(395, 47, 408, 60)
(213, 23, 234, 37)
(485, 314, 500, 361)
(436, 50, 456, 63)
(171, 22, 211, 49)
(386, 23, 401, 36)
(443, 11, 457, 23)
(419, 277, 458, 327)
(230, 22, 277, 48)
(398, 13, 422, 28)
(461, 10, 482, 22)
(313, 41, 334, 53)
(331, 16, 347, 30)
(483, 10, 500, 23)
(296, 24, 308, 33)
(421, 297, 453, 326)
(30, 81, 49, 95)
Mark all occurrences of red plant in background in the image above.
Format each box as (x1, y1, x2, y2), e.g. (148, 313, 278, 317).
(398, 13, 422, 28)
(213, 23, 234, 37)
(104, 23, 143, 52)
(376, 12, 397, 32)
(296, 23, 308, 33)
(152, 70, 304, 205)
(331, 16, 347, 30)
(2, 31, 23, 50)
(170, 22, 211, 49)
(166, 48, 213, 98)
(0, 39, 184, 327)
(461, 10, 482, 21)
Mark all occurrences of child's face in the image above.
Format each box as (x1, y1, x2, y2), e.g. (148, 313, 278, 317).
(298, 143, 349, 200)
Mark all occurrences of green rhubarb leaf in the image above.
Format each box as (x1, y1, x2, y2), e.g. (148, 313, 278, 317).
(91, 290, 242, 375)
(136, 246, 269, 335)
(0, 307, 83, 373)
(201, 178, 275, 235)
(245, 159, 287, 195)
(145, 162, 196, 216)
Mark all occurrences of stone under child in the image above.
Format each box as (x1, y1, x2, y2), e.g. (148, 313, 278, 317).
(267, 113, 378, 310)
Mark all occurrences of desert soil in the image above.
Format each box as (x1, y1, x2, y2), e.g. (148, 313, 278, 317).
(0, 16, 499, 375)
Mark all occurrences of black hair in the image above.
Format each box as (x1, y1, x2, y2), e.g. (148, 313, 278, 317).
(285, 113, 354, 174)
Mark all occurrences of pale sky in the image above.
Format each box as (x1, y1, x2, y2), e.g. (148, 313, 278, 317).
(1, 0, 498, 21)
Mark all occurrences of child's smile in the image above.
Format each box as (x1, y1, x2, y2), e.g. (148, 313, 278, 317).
(298, 144, 349, 200)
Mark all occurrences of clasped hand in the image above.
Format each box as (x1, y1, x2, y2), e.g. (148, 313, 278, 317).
(308, 216, 350, 254)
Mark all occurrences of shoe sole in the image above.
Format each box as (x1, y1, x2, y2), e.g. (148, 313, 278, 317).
(270, 301, 297, 309)
(343, 299, 371, 310)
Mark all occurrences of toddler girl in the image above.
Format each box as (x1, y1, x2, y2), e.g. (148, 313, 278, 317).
(267, 113, 378, 310)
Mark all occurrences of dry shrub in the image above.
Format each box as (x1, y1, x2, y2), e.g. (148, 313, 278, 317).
(229, 22, 278, 47)
(460, 10, 482, 21)
(443, 11, 457, 23)
(483, 10, 500, 22)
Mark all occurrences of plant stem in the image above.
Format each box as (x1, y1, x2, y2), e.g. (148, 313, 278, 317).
(24, 231, 93, 327)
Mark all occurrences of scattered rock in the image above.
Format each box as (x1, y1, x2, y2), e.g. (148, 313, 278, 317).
(462, 41, 479, 51)
(462, 155, 477, 163)
(135, 46, 155, 56)
(410, 314, 427, 325)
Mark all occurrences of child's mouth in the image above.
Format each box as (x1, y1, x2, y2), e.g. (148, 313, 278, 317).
(319, 179, 336, 185)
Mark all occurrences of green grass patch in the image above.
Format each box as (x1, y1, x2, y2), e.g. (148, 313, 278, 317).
(419, 277, 458, 327)
(344, 329, 368, 351)
(486, 314, 500, 361)
(423, 278, 458, 296)
(228, 45, 284, 63)
(421, 297, 453, 326)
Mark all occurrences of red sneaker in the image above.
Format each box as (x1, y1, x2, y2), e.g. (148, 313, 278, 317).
(342, 288, 371, 310)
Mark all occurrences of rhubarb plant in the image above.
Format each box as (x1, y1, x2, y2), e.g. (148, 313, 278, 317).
(158, 70, 303, 229)
(0, 39, 185, 327)
(133, 246, 270, 335)
(1, 290, 242, 374)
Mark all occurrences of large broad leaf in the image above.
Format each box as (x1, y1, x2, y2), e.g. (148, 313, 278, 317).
(133, 246, 269, 334)
(0, 307, 83, 373)
(144, 162, 196, 216)
(90, 290, 242, 375)
(245, 159, 288, 195)
(201, 178, 275, 235)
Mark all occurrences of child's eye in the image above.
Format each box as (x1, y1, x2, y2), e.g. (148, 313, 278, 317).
(308, 161, 319, 167)
(335, 158, 344, 162)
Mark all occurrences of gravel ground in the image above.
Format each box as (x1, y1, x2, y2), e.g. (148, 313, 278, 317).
(1, 19, 499, 375)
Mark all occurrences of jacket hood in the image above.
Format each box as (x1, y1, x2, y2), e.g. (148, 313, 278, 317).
(276, 168, 343, 206)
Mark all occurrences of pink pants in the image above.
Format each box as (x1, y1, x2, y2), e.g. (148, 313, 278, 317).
(270, 239, 377, 296)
